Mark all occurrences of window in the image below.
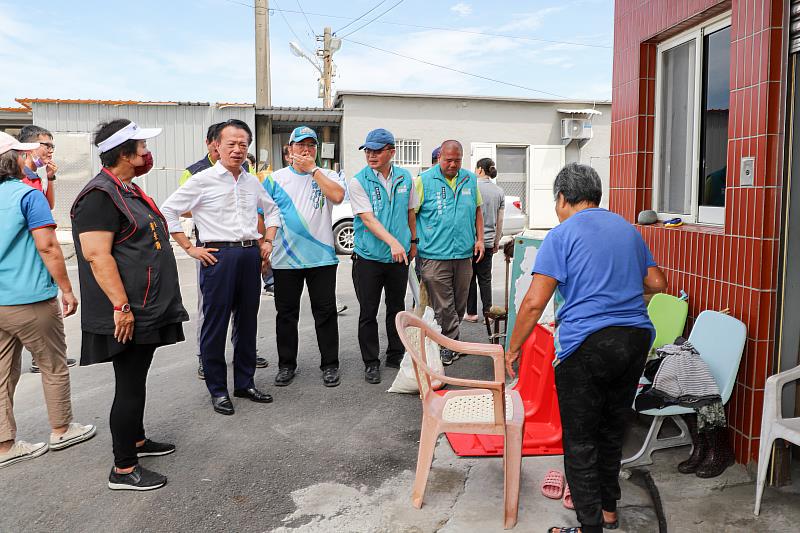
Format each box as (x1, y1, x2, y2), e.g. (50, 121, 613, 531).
(394, 139, 421, 166)
(653, 15, 731, 225)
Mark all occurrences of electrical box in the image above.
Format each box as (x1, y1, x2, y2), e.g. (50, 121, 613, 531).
(560, 118, 593, 140)
(741, 157, 754, 186)
(320, 142, 335, 159)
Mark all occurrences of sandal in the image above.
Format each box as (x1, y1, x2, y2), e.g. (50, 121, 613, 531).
(547, 528, 581, 533)
(541, 469, 565, 499)
(603, 519, 619, 529)
(562, 483, 574, 510)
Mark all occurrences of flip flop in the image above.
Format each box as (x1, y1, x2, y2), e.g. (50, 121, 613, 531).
(562, 483, 574, 510)
(546, 528, 580, 533)
(541, 469, 565, 499)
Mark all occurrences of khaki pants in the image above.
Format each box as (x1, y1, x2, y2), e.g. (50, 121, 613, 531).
(420, 258, 473, 340)
(0, 298, 72, 442)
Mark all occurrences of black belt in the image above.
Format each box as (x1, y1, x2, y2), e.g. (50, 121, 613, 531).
(202, 240, 257, 248)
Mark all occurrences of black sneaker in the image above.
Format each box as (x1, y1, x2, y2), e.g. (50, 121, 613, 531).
(136, 439, 176, 458)
(32, 358, 77, 373)
(364, 364, 381, 384)
(440, 348, 459, 366)
(322, 367, 340, 387)
(197, 361, 205, 380)
(256, 357, 269, 368)
(274, 368, 296, 387)
(108, 464, 167, 491)
(385, 356, 403, 369)
(66, 358, 77, 367)
(30, 364, 40, 374)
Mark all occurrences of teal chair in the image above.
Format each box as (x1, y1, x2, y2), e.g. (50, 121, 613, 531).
(648, 293, 689, 350)
(623, 310, 747, 467)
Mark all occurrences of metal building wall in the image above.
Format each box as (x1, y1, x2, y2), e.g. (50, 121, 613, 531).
(31, 102, 255, 227)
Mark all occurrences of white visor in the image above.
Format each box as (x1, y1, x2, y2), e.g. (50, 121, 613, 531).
(97, 121, 162, 154)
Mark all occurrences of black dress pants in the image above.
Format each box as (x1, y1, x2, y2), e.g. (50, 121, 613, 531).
(467, 247, 494, 315)
(273, 265, 339, 371)
(554, 326, 650, 532)
(351, 254, 408, 367)
(110, 343, 156, 469)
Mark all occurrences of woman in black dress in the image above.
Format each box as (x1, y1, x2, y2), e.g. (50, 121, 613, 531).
(71, 119, 188, 491)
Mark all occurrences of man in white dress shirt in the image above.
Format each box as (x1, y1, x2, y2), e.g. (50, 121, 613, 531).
(161, 119, 279, 415)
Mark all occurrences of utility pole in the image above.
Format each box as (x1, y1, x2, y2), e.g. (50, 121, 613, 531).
(321, 26, 333, 109)
(254, 0, 272, 170)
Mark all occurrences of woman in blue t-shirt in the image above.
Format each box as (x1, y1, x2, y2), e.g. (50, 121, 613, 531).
(506, 163, 667, 533)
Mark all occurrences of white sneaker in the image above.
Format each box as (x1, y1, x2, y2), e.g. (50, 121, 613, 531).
(0, 440, 49, 469)
(50, 422, 97, 450)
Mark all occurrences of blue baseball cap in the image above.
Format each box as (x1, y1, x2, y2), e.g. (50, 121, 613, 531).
(359, 128, 395, 150)
(290, 125, 318, 144)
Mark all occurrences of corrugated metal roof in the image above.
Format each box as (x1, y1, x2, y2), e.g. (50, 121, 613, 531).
(15, 98, 254, 108)
(255, 106, 342, 124)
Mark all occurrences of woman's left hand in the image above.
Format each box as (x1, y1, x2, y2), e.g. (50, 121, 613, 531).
(505, 348, 520, 378)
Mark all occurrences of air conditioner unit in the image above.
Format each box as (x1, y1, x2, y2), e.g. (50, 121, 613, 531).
(561, 118, 593, 140)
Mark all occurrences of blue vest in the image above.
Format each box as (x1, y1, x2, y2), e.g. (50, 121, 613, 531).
(0, 180, 58, 305)
(353, 165, 413, 263)
(417, 166, 479, 260)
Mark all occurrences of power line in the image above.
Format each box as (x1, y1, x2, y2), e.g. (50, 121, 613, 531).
(338, 0, 405, 39)
(271, 0, 316, 53)
(220, 0, 611, 50)
(342, 37, 568, 99)
(333, 0, 387, 35)
(295, 0, 317, 40)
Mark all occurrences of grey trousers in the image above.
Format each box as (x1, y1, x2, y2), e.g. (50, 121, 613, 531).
(420, 258, 473, 340)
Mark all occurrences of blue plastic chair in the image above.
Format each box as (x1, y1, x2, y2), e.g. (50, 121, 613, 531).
(623, 310, 747, 467)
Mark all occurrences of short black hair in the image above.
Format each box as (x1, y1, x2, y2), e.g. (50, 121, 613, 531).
(18, 125, 52, 143)
(206, 122, 223, 143)
(552, 163, 602, 206)
(94, 119, 139, 168)
(214, 119, 252, 145)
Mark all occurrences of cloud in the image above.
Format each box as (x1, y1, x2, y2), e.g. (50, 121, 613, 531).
(450, 2, 472, 17)
(498, 7, 564, 32)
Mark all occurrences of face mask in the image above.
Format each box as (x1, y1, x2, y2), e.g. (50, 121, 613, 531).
(133, 152, 154, 176)
(31, 155, 45, 168)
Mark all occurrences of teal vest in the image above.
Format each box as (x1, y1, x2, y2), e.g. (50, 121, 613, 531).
(417, 166, 479, 260)
(353, 165, 413, 263)
(0, 180, 58, 305)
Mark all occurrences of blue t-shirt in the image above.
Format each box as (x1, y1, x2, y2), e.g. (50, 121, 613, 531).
(533, 208, 656, 361)
(21, 189, 56, 229)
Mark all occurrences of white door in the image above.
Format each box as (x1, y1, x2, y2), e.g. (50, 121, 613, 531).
(470, 142, 496, 171)
(528, 145, 566, 229)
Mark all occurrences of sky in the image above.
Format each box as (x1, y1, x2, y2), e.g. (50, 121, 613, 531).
(0, 0, 614, 109)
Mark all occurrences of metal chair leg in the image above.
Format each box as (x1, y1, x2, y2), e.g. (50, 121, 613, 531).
(622, 415, 693, 467)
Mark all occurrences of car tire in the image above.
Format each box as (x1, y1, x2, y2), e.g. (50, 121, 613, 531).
(333, 220, 354, 255)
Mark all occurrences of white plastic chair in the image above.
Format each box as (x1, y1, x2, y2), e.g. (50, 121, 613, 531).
(753, 364, 800, 515)
(622, 311, 747, 467)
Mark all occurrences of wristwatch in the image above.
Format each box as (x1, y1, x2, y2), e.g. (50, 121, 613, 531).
(48, 175, 56, 181)
(113, 303, 131, 313)
(310, 166, 320, 175)
(410, 238, 420, 244)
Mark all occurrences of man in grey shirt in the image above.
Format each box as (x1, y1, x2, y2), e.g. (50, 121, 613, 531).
(465, 158, 504, 321)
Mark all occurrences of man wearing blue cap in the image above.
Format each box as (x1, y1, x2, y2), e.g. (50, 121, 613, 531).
(415, 140, 484, 365)
(262, 125, 346, 387)
(349, 129, 417, 384)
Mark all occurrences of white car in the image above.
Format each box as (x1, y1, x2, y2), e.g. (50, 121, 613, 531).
(331, 195, 527, 255)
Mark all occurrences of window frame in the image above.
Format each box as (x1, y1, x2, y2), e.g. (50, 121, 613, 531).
(652, 13, 731, 226)
(393, 138, 421, 167)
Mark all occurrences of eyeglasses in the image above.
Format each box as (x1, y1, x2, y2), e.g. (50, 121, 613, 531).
(39, 142, 55, 151)
(364, 147, 390, 155)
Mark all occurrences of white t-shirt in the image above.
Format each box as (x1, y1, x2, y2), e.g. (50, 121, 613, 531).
(264, 165, 344, 269)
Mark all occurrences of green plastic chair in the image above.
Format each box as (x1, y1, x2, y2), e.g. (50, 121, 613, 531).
(648, 293, 689, 350)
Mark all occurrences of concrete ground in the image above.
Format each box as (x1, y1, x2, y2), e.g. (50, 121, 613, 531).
(1, 252, 799, 532)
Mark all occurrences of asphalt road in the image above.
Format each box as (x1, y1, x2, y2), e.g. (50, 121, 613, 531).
(0, 252, 506, 533)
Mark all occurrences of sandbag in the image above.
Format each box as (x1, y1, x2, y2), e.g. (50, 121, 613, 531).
(388, 306, 445, 394)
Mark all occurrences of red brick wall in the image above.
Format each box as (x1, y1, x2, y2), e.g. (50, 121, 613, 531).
(610, 0, 786, 463)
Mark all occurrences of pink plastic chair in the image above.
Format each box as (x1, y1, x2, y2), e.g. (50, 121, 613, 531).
(395, 311, 525, 529)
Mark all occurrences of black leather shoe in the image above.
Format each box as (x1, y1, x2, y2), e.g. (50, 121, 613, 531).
(255, 357, 269, 368)
(211, 395, 234, 415)
(233, 387, 273, 403)
(274, 368, 296, 387)
(365, 364, 381, 384)
(322, 367, 340, 387)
